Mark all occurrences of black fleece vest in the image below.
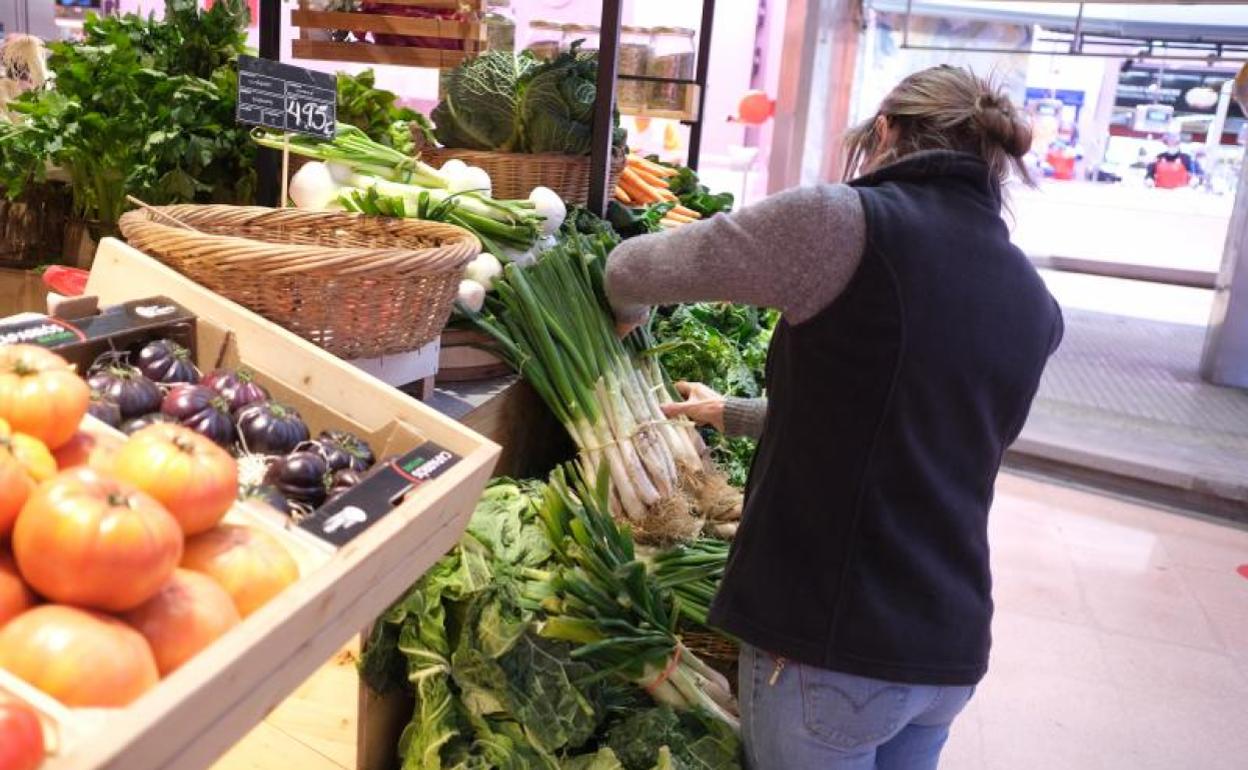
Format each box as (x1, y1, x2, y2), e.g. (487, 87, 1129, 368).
(707, 151, 1063, 686)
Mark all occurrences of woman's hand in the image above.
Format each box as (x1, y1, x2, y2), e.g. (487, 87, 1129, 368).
(660, 381, 726, 432)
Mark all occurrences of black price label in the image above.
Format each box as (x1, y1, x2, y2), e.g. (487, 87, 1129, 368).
(297, 443, 462, 548)
(237, 55, 336, 139)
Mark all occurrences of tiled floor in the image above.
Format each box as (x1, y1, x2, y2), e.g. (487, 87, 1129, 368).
(942, 474, 1248, 770)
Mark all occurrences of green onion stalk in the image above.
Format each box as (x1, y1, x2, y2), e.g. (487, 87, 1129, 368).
(536, 465, 739, 732)
(467, 233, 723, 539)
(644, 539, 730, 628)
(252, 123, 542, 255)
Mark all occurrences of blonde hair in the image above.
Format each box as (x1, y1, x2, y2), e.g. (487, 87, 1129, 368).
(844, 66, 1033, 186)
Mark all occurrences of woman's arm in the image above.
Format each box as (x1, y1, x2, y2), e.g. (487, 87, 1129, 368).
(604, 184, 866, 326)
(723, 397, 768, 440)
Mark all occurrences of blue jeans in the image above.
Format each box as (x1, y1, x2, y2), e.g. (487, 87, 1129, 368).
(739, 643, 975, 770)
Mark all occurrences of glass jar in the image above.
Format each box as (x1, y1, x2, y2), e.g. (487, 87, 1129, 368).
(616, 26, 653, 113)
(646, 27, 696, 113)
(482, 0, 516, 53)
(561, 23, 600, 55)
(526, 20, 563, 60)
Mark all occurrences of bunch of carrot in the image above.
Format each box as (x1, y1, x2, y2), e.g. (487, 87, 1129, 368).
(614, 155, 703, 228)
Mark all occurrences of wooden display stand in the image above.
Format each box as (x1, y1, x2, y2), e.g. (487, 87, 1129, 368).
(0, 238, 501, 770)
(290, 0, 485, 69)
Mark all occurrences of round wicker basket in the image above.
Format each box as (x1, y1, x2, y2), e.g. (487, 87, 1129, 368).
(417, 147, 626, 206)
(118, 205, 480, 360)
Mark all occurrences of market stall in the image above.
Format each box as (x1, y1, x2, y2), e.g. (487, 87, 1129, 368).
(0, 3, 759, 769)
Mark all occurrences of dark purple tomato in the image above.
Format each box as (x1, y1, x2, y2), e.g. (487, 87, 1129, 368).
(120, 412, 177, 435)
(161, 384, 236, 447)
(236, 402, 310, 455)
(88, 365, 163, 420)
(135, 339, 200, 385)
(264, 451, 328, 508)
(317, 430, 375, 472)
(327, 468, 362, 499)
(86, 393, 122, 429)
(201, 368, 270, 414)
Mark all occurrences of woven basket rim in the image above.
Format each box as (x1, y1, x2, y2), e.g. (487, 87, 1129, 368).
(118, 204, 481, 276)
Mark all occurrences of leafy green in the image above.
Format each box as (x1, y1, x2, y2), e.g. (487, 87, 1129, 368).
(649, 304, 777, 487)
(661, 164, 734, 218)
(518, 45, 625, 155)
(0, 0, 253, 235)
(432, 50, 540, 152)
(431, 45, 624, 156)
(361, 476, 742, 770)
(336, 69, 421, 148)
(606, 201, 674, 239)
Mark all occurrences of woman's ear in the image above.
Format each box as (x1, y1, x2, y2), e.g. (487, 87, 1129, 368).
(874, 114, 893, 152)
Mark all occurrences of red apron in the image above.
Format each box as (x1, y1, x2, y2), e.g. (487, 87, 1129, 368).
(1154, 157, 1190, 189)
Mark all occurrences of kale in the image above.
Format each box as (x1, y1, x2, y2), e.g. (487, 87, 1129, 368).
(604, 707, 741, 770)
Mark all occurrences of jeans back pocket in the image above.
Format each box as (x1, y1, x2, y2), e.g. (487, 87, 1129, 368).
(799, 665, 912, 751)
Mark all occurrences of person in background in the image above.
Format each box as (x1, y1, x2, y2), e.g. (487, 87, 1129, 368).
(604, 65, 1063, 770)
(1145, 133, 1194, 188)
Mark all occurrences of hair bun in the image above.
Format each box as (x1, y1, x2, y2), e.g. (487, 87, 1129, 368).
(973, 94, 1032, 158)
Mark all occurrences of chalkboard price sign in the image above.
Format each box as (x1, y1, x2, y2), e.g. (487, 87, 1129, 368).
(237, 55, 336, 140)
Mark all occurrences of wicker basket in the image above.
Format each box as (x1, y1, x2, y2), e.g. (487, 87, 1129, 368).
(682, 628, 740, 692)
(417, 147, 626, 206)
(118, 205, 479, 360)
(0, 182, 72, 268)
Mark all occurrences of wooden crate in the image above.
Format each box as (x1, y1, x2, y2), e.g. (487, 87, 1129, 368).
(0, 237, 500, 770)
(291, 0, 485, 69)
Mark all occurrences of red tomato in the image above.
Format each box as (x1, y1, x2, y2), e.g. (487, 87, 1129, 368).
(112, 424, 238, 536)
(0, 698, 44, 770)
(122, 569, 240, 676)
(50, 430, 123, 475)
(0, 346, 90, 451)
(182, 525, 299, 618)
(13, 468, 183, 612)
(0, 605, 158, 708)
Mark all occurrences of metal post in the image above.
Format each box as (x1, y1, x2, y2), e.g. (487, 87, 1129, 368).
(255, 0, 283, 208)
(1201, 144, 1248, 388)
(686, 0, 717, 171)
(1071, 2, 1085, 55)
(587, 0, 622, 217)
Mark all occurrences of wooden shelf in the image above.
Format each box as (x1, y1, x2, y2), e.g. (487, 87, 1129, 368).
(618, 84, 701, 122)
(290, 10, 482, 40)
(291, 40, 477, 69)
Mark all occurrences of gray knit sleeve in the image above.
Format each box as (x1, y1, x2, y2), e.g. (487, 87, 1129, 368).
(723, 397, 768, 440)
(604, 184, 866, 326)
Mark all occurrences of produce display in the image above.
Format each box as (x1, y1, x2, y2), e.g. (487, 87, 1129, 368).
(0, 344, 300, 714)
(0, 0, 255, 236)
(257, 125, 563, 259)
(467, 232, 741, 541)
(70, 338, 381, 517)
(359, 473, 741, 769)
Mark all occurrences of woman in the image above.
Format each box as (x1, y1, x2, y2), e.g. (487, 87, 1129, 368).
(605, 66, 1063, 770)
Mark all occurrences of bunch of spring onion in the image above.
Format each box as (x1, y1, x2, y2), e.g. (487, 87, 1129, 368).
(646, 539, 730, 628)
(253, 124, 565, 257)
(536, 465, 739, 732)
(468, 232, 739, 541)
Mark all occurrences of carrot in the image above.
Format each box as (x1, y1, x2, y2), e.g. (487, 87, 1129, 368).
(620, 176, 657, 205)
(632, 166, 671, 190)
(628, 155, 678, 178)
(671, 205, 701, 219)
(614, 185, 632, 205)
(664, 212, 695, 224)
(657, 189, 678, 203)
(620, 168, 662, 203)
